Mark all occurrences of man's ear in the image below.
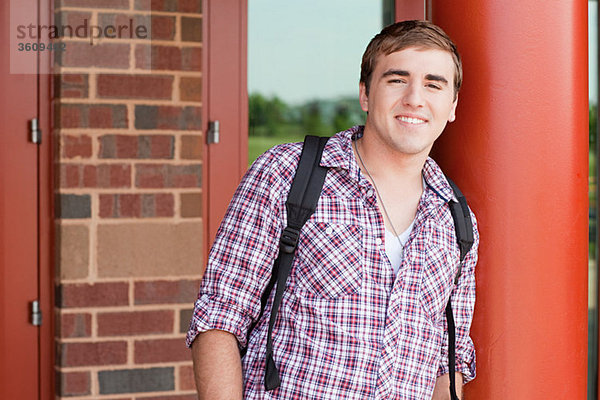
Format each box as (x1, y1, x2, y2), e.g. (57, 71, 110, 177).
(448, 95, 458, 122)
(359, 82, 369, 112)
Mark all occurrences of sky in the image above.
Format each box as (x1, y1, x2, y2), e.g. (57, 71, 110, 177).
(248, 0, 386, 104)
(250, 1, 599, 104)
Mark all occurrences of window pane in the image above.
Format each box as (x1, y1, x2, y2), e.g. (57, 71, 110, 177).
(248, 0, 394, 165)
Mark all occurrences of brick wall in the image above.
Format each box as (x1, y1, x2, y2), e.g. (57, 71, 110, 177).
(53, 0, 203, 398)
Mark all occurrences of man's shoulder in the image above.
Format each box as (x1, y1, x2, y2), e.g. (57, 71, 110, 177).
(252, 129, 354, 180)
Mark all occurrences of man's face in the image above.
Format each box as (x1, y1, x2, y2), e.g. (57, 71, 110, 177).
(359, 47, 458, 159)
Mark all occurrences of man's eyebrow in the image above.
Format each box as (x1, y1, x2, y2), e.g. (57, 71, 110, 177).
(381, 70, 450, 86)
(381, 69, 410, 78)
(425, 74, 449, 85)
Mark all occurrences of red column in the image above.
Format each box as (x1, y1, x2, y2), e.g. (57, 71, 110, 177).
(431, 2, 588, 398)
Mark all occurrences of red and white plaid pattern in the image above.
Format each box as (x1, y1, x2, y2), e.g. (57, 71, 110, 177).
(187, 126, 479, 399)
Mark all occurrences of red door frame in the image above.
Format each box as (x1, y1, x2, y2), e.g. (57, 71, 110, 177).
(0, 0, 53, 397)
(202, 0, 248, 264)
(39, 0, 54, 396)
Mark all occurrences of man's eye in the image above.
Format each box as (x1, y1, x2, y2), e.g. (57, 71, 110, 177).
(427, 84, 442, 90)
(389, 79, 405, 84)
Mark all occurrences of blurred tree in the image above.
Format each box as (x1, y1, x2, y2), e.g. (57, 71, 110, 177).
(301, 100, 328, 134)
(333, 103, 353, 133)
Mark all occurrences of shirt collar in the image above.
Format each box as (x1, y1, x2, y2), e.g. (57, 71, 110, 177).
(319, 125, 365, 186)
(422, 158, 456, 203)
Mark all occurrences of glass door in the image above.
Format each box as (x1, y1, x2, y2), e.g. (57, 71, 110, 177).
(248, 0, 395, 164)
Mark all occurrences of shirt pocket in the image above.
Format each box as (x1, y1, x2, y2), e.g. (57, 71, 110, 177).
(294, 221, 363, 298)
(418, 246, 458, 324)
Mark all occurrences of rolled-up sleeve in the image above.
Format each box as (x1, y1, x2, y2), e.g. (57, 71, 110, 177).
(186, 147, 287, 348)
(437, 210, 479, 383)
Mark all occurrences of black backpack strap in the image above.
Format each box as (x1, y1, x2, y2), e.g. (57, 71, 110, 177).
(263, 135, 329, 391)
(445, 177, 474, 400)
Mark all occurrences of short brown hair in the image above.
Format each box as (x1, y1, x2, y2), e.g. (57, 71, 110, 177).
(360, 20, 462, 99)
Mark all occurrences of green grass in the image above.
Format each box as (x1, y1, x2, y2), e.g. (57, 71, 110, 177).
(248, 134, 307, 166)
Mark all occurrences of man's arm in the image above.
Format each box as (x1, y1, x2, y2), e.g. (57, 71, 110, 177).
(191, 330, 243, 400)
(431, 373, 463, 400)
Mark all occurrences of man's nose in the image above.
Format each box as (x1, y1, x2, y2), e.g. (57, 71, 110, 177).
(402, 83, 425, 108)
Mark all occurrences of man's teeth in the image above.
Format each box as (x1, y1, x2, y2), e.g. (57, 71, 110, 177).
(398, 116, 425, 124)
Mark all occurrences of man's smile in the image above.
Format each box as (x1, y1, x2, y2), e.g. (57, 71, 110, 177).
(396, 114, 428, 125)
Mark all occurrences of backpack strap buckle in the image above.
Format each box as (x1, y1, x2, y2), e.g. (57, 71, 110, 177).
(280, 226, 300, 254)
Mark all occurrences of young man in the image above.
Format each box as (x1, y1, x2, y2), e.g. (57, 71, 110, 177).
(187, 20, 479, 399)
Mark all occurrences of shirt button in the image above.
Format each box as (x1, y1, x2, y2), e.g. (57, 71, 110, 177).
(366, 189, 374, 197)
(375, 237, 382, 245)
(325, 227, 333, 235)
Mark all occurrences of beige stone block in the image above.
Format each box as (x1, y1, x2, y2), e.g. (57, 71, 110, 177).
(180, 192, 202, 218)
(56, 224, 90, 280)
(97, 222, 202, 278)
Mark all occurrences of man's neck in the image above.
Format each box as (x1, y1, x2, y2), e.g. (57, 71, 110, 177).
(354, 132, 429, 187)
(353, 133, 428, 234)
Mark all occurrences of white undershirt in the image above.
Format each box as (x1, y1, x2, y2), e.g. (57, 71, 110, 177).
(384, 219, 415, 275)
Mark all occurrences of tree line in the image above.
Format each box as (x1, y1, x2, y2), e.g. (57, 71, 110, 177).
(249, 92, 366, 138)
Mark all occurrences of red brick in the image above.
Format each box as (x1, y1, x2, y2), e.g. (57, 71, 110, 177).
(99, 194, 116, 217)
(56, 11, 92, 33)
(180, 192, 201, 218)
(119, 194, 142, 217)
(134, 338, 191, 363)
(134, 280, 199, 305)
(99, 134, 137, 159)
(179, 0, 202, 12)
(58, 371, 91, 396)
(179, 364, 195, 391)
(97, 74, 173, 99)
(115, 135, 138, 158)
(97, 13, 151, 40)
(60, 164, 81, 187)
(58, 282, 129, 308)
(181, 17, 201, 42)
(60, 341, 127, 367)
(59, 313, 92, 338)
(57, 104, 128, 129)
(55, 73, 89, 99)
(179, 77, 201, 102)
(63, 74, 87, 84)
(89, 105, 113, 128)
(134, 105, 202, 130)
(98, 310, 174, 336)
(171, 165, 202, 187)
(134, 0, 202, 13)
(135, 164, 165, 187)
(151, 15, 176, 40)
(154, 193, 175, 217)
(59, 0, 129, 8)
(135, 45, 181, 70)
(180, 135, 202, 159)
(100, 164, 131, 188)
(63, 134, 92, 158)
(135, 164, 201, 188)
(58, 104, 82, 128)
(60, 164, 131, 188)
(59, 42, 130, 69)
(100, 193, 174, 218)
(149, 135, 174, 158)
(182, 47, 201, 71)
(82, 164, 97, 187)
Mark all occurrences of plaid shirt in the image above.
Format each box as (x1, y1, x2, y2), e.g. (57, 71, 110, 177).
(187, 126, 479, 399)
